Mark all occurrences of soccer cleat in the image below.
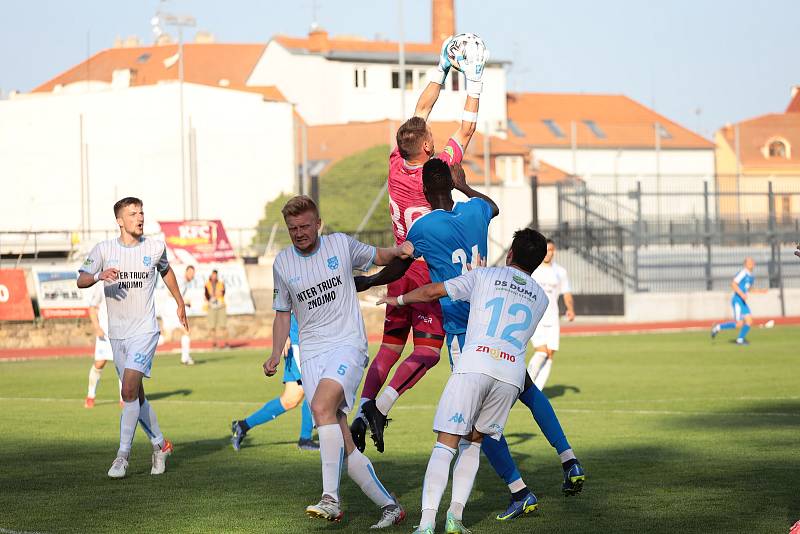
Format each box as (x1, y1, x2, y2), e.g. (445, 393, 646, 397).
(305, 495, 343, 522)
(735, 338, 750, 346)
(151, 439, 173, 475)
(362, 399, 389, 453)
(496, 490, 538, 520)
(84, 397, 95, 409)
(350, 415, 368, 453)
(297, 438, 320, 451)
(369, 501, 405, 529)
(562, 461, 586, 496)
(108, 456, 128, 478)
(231, 420, 247, 451)
(412, 528, 435, 534)
(710, 324, 719, 339)
(181, 357, 195, 366)
(445, 512, 471, 534)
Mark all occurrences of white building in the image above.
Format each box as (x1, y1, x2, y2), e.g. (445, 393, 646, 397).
(507, 93, 716, 224)
(1, 44, 295, 250)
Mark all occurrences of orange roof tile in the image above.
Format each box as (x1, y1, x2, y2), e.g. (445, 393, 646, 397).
(507, 92, 713, 149)
(718, 113, 800, 169)
(274, 31, 440, 56)
(535, 160, 573, 185)
(33, 43, 265, 93)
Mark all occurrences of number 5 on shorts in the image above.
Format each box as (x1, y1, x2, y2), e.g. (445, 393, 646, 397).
(337, 364, 348, 376)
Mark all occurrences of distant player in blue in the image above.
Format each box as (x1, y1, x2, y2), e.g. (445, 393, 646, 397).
(711, 257, 767, 345)
(361, 160, 584, 520)
(231, 313, 318, 450)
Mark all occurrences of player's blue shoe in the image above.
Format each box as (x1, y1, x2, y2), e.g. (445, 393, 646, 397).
(495, 490, 538, 521)
(735, 338, 750, 346)
(231, 420, 247, 451)
(562, 461, 585, 496)
(710, 324, 720, 339)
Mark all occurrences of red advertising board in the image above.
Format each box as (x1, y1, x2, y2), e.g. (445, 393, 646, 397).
(0, 269, 35, 321)
(158, 220, 235, 263)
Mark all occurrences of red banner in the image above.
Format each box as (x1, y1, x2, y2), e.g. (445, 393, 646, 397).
(158, 220, 235, 263)
(0, 269, 35, 321)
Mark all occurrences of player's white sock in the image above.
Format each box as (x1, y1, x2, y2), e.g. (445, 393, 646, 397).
(138, 400, 165, 448)
(180, 335, 191, 362)
(420, 443, 457, 529)
(345, 449, 394, 507)
(508, 478, 527, 493)
(449, 440, 481, 520)
(118, 400, 141, 459)
(559, 448, 577, 463)
(317, 424, 344, 502)
(528, 351, 547, 381)
(375, 387, 399, 417)
(534, 358, 552, 390)
(87, 366, 102, 398)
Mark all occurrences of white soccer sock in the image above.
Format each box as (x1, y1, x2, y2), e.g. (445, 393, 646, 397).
(534, 358, 552, 390)
(318, 424, 344, 502)
(449, 440, 481, 520)
(345, 449, 395, 508)
(420, 443, 456, 529)
(559, 448, 577, 463)
(528, 351, 548, 381)
(180, 334, 191, 362)
(118, 400, 141, 459)
(508, 478, 527, 493)
(87, 366, 102, 398)
(375, 387, 399, 417)
(138, 400, 165, 448)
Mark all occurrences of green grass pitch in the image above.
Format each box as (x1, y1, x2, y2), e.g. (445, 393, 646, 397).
(1, 327, 798, 533)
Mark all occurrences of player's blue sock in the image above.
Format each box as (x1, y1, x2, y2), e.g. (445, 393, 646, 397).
(718, 322, 737, 330)
(245, 398, 286, 428)
(299, 399, 313, 440)
(738, 324, 751, 340)
(481, 434, 521, 486)
(519, 385, 571, 453)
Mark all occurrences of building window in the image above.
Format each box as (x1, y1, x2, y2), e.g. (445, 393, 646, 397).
(769, 140, 787, 158)
(542, 119, 565, 138)
(496, 155, 524, 185)
(391, 71, 399, 89)
(583, 119, 606, 139)
(391, 70, 413, 90)
(354, 68, 367, 88)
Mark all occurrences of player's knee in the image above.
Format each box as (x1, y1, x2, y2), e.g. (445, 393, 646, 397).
(745, 316, 753, 325)
(94, 361, 105, 370)
(281, 389, 304, 410)
(120, 385, 138, 402)
(309, 399, 333, 421)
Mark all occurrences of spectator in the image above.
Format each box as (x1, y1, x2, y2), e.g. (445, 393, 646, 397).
(205, 269, 228, 348)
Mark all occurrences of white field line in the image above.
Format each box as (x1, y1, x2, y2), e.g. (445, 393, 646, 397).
(1, 396, 799, 418)
(0, 528, 49, 534)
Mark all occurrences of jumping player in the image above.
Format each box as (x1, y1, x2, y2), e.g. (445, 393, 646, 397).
(352, 34, 487, 454)
(77, 197, 186, 478)
(265, 195, 410, 527)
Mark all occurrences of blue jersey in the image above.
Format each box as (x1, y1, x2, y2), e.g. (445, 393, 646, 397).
(732, 268, 754, 304)
(407, 197, 494, 334)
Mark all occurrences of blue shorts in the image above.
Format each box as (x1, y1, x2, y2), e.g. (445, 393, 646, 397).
(283, 349, 302, 384)
(445, 333, 466, 370)
(732, 299, 751, 321)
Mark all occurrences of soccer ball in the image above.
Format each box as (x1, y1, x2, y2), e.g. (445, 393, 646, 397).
(445, 33, 487, 75)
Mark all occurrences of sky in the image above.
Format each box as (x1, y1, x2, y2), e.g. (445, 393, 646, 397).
(1, 0, 798, 139)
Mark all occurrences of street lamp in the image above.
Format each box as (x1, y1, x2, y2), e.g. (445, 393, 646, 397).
(152, 11, 196, 220)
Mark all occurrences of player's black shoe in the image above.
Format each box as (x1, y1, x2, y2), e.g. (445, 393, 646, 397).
(231, 420, 248, 451)
(350, 416, 368, 453)
(362, 400, 389, 453)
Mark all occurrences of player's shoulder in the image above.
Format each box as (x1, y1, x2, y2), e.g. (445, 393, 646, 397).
(142, 236, 167, 251)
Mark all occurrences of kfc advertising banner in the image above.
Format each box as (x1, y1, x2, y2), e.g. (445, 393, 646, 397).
(0, 269, 35, 321)
(158, 220, 235, 264)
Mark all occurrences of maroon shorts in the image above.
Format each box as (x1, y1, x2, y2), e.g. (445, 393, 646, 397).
(382, 260, 444, 345)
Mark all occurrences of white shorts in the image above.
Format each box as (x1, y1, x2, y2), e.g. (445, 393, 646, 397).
(433, 373, 519, 441)
(110, 332, 161, 379)
(94, 337, 113, 361)
(300, 345, 368, 415)
(531, 323, 560, 351)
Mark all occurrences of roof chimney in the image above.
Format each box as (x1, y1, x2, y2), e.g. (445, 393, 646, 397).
(308, 27, 330, 53)
(432, 0, 455, 44)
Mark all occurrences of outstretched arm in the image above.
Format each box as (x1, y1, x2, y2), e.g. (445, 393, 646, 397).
(373, 241, 414, 266)
(354, 257, 414, 292)
(414, 37, 453, 121)
(377, 282, 448, 307)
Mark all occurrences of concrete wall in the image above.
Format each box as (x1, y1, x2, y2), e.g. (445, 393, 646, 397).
(625, 289, 800, 322)
(250, 41, 508, 133)
(0, 83, 295, 234)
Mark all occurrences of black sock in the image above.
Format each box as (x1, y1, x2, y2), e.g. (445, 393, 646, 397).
(238, 420, 250, 432)
(562, 458, 579, 471)
(511, 487, 529, 501)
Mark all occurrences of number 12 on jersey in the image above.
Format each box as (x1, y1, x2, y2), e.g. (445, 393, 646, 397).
(484, 297, 532, 350)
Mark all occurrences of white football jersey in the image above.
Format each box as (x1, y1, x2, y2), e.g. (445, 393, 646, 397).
(79, 237, 170, 339)
(87, 283, 109, 334)
(272, 233, 375, 361)
(444, 266, 548, 389)
(531, 261, 570, 327)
